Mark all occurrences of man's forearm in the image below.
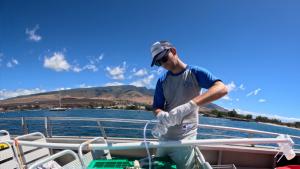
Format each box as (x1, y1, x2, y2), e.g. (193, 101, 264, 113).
(153, 82, 227, 115)
(192, 81, 228, 106)
(153, 108, 163, 116)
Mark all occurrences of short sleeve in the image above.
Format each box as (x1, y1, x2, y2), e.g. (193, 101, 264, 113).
(190, 66, 221, 89)
(152, 78, 165, 110)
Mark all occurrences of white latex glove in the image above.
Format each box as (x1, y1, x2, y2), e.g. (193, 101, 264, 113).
(156, 110, 170, 126)
(151, 122, 168, 138)
(169, 100, 199, 125)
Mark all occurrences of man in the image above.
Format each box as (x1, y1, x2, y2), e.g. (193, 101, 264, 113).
(151, 40, 228, 169)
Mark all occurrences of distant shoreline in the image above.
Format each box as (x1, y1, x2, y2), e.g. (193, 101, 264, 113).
(258, 122, 300, 131)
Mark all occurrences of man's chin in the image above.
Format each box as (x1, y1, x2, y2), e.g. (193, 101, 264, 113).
(162, 64, 174, 71)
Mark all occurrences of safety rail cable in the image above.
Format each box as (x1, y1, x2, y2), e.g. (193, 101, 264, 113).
(2, 117, 300, 141)
(198, 124, 282, 137)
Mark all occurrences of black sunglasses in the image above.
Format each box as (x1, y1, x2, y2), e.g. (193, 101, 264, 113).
(154, 50, 170, 66)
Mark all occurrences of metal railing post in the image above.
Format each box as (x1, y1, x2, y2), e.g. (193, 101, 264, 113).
(21, 117, 28, 134)
(248, 133, 255, 147)
(96, 120, 107, 139)
(48, 117, 53, 138)
(44, 117, 48, 137)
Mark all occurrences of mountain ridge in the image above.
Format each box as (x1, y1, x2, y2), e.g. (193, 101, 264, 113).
(0, 85, 228, 112)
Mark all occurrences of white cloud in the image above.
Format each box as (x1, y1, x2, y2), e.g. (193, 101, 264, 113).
(6, 59, 19, 68)
(44, 52, 71, 72)
(106, 62, 126, 80)
(79, 84, 94, 88)
(129, 68, 147, 79)
(258, 99, 266, 103)
(43, 52, 101, 73)
(6, 58, 19, 68)
(6, 62, 12, 68)
(225, 81, 246, 93)
(104, 82, 124, 86)
(133, 69, 148, 77)
(0, 54, 19, 68)
(97, 54, 104, 62)
(25, 25, 42, 42)
(0, 88, 46, 100)
(155, 67, 166, 75)
(74, 55, 103, 72)
(226, 81, 236, 92)
(130, 74, 155, 87)
(221, 81, 237, 101)
(72, 66, 82, 72)
(151, 67, 165, 75)
(82, 64, 98, 72)
(239, 84, 245, 90)
(246, 88, 262, 97)
(12, 59, 18, 65)
(221, 95, 232, 101)
(89, 54, 103, 64)
(55, 87, 71, 91)
(236, 98, 240, 102)
(71, 63, 98, 73)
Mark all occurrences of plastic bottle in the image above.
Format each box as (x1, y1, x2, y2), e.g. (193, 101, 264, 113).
(277, 134, 296, 160)
(281, 144, 296, 160)
(151, 122, 168, 138)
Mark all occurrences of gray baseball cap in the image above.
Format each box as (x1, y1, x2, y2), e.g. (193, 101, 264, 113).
(150, 41, 174, 67)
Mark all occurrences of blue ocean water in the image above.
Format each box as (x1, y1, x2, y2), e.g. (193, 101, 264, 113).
(1, 109, 300, 148)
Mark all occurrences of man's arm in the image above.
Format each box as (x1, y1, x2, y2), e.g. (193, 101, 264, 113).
(192, 81, 228, 106)
(154, 81, 227, 114)
(154, 108, 163, 116)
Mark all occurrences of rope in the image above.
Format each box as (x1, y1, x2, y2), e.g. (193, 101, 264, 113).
(86, 139, 93, 152)
(14, 139, 25, 169)
(143, 120, 154, 169)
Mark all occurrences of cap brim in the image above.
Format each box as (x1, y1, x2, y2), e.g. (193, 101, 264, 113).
(150, 50, 168, 67)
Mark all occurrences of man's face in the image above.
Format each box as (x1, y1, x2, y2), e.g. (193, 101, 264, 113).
(161, 50, 177, 70)
(154, 50, 170, 67)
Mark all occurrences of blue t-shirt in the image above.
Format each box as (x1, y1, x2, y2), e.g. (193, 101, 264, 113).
(153, 65, 220, 140)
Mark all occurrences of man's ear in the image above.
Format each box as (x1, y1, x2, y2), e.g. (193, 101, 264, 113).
(170, 48, 177, 55)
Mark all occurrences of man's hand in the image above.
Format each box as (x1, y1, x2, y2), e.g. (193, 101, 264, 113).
(169, 100, 199, 125)
(156, 110, 171, 126)
(155, 100, 198, 127)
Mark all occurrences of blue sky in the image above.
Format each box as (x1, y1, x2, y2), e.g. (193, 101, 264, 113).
(0, 0, 299, 121)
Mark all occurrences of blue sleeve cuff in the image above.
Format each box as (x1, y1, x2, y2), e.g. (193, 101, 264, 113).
(190, 66, 221, 89)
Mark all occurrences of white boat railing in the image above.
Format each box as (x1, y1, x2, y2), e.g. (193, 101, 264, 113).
(1, 116, 300, 150)
(6, 135, 295, 169)
(10, 137, 293, 150)
(78, 136, 111, 168)
(28, 149, 81, 169)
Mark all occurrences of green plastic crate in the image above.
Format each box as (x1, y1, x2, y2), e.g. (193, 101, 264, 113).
(87, 159, 134, 169)
(87, 158, 177, 169)
(140, 157, 177, 169)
